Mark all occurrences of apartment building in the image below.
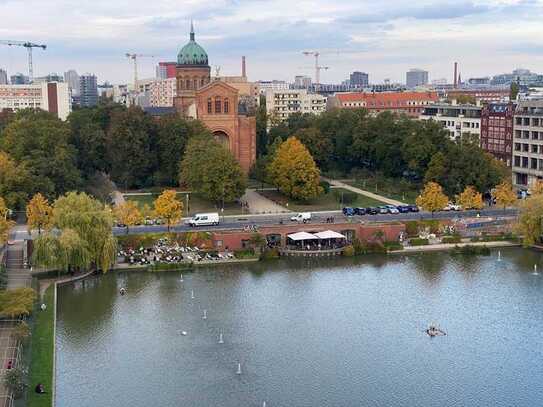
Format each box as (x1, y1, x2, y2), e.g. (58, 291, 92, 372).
(0, 82, 71, 120)
(419, 102, 481, 140)
(480, 103, 514, 167)
(512, 99, 543, 188)
(328, 91, 438, 118)
(149, 78, 177, 107)
(265, 89, 326, 123)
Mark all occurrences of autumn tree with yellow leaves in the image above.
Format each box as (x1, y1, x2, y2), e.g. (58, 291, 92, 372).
(0, 197, 14, 245)
(154, 190, 183, 232)
(113, 201, 143, 234)
(494, 181, 517, 211)
(26, 193, 53, 234)
(516, 194, 543, 246)
(267, 137, 323, 201)
(531, 180, 543, 196)
(456, 186, 484, 210)
(416, 182, 449, 216)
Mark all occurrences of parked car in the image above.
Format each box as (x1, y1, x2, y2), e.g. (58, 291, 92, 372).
(354, 207, 366, 215)
(378, 206, 389, 214)
(144, 217, 154, 225)
(397, 205, 410, 213)
(290, 212, 312, 223)
(443, 202, 461, 211)
(342, 207, 356, 216)
(407, 205, 419, 212)
(366, 207, 379, 215)
(187, 212, 220, 227)
(385, 205, 399, 214)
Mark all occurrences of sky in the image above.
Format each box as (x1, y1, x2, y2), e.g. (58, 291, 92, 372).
(0, 0, 542, 85)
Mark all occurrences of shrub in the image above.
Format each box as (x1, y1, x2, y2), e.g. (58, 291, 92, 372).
(4, 366, 26, 399)
(404, 221, 420, 237)
(454, 245, 491, 256)
(0, 288, 37, 318)
(384, 241, 403, 251)
(442, 235, 462, 244)
(343, 245, 355, 257)
(11, 321, 31, 343)
(320, 180, 331, 194)
(260, 248, 280, 260)
(353, 239, 387, 255)
(0, 265, 7, 290)
(410, 238, 429, 246)
(234, 248, 256, 259)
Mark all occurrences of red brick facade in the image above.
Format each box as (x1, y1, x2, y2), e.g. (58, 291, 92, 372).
(480, 103, 514, 167)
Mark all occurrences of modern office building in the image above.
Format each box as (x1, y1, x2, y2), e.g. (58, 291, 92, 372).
(406, 69, 429, 88)
(265, 89, 327, 123)
(156, 62, 177, 79)
(10, 73, 29, 85)
(64, 70, 80, 96)
(0, 69, 7, 85)
(419, 102, 481, 140)
(350, 71, 369, 88)
(480, 103, 514, 166)
(512, 99, 543, 188)
(328, 91, 438, 118)
(294, 75, 312, 89)
(0, 82, 71, 120)
(256, 80, 289, 94)
(79, 74, 98, 107)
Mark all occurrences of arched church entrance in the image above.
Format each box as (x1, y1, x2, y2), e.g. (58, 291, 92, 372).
(213, 131, 230, 149)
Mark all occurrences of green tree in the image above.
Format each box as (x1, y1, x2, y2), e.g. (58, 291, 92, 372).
(256, 94, 269, 157)
(292, 127, 332, 169)
(0, 110, 81, 200)
(510, 82, 520, 100)
(181, 136, 247, 204)
(267, 136, 323, 201)
(0, 151, 31, 210)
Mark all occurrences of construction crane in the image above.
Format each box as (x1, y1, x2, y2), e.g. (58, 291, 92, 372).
(0, 40, 47, 83)
(302, 51, 329, 91)
(125, 53, 155, 94)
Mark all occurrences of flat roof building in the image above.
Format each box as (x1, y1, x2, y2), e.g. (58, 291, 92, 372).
(0, 82, 71, 120)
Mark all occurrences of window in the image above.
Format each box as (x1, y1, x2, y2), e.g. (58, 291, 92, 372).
(207, 98, 212, 114)
(532, 144, 539, 154)
(215, 97, 222, 114)
(522, 157, 529, 168)
(224, 98, 229, 114)
(514, 155, 521, 167)
(531, 158, 538, 169)
(186, 79, 191, 89)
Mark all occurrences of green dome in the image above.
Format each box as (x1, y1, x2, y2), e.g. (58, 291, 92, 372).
(177, 23, 208, 66)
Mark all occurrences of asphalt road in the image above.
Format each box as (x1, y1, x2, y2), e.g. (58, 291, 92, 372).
(112, 208, 518, 236)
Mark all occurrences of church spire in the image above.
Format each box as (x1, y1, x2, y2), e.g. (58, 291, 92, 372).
(190, 20, 195, 41)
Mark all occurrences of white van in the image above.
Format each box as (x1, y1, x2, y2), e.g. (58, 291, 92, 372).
(187, 213, 220, 227)
(290, 212, 312, 223)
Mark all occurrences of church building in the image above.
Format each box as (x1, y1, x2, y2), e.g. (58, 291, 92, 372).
(174, 23, 256, 173)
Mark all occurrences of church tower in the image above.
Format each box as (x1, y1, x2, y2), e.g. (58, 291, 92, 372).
(174, 22, 211, 117)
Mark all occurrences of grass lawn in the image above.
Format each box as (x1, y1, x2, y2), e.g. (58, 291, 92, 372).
(27, 285, 54, 407)
(124, 193, 245, 216)
(258, 188, 386, 212)
(345, 180, 420, 204)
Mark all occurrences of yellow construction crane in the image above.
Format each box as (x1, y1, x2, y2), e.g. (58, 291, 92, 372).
(125, 53, 155, 94)
(0, 40, 47, 82)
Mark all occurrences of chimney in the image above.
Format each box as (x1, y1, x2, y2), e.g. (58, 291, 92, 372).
(453, 62, 458, 89)
(242, 56, 246, 78)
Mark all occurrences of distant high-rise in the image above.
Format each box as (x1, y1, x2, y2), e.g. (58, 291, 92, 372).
(64, 70, 80, 96)
(0, 69, 7, 85)
(350, 71, 369, 88)
(406, 68, 429, 88)
(10, 73, 29, 85)
(294, 75, 312, 89)
(79, 74, 98, 107)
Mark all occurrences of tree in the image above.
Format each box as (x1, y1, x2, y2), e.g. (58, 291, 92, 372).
(26, 193, 53, 234)
(0, 151, 31, 210)
(456, 186, 484, 210)
(531, 180, 543, 195)
(0, 288, 36, 318)
(416, 182, 449, 216)
(248, 232, 266, 254)
(516, 194, 543, 246)
(510, 82, 520, 100)
(113, 201, 143, 234)
(267, 136, 323, 201)
(180, 136, 247, 204)
(153, 190, 183, 232)
(4, 367, 26, 399)
(292, 127, 332, 169)
(256, 95, 269, 157)
(0, 110, 81, 200)
(0, 197, 14, 245)
(494, 181, 516, 211)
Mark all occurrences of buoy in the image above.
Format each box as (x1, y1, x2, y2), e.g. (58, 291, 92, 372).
(180, 273, 184, 282)
(181, 331, 187, 336)
(119, 288, 126, 296)
(203, 309, 207, 320)
(236, 363, 242, 375)
(497, 251, 501, 261)
(191, 290, 194, 299)
(219, 333, 224, 344)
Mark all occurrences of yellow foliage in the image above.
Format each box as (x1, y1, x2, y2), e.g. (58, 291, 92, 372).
(26, 193, 53, 234)
(494, 181, 517, 210)
(516, 194, 543, 246)
(113, 201, 143, 231)
(0, 288, 37, 318)
(267, 136, 323, 201)
(456, 186, 484, 210)
(0, 197, 14, 245)
(531, 180, 543, 195)
(154, 190, 183, 231)
(415, 182, 449, 213)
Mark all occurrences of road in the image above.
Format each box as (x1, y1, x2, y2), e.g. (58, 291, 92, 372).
(110, 208, 518, 236)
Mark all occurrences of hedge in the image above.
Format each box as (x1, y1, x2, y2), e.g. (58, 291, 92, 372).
(442, 235, 462, 244)
(410, 238, 429, 246)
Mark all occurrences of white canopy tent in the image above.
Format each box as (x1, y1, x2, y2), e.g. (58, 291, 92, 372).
(287, 232, 318, 241)
(313, 231, 347, 240)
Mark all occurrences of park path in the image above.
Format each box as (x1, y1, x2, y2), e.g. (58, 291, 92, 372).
(241, 190, 290, 214)
(324, 178, 406, 206)
(111, 190, 126, 207)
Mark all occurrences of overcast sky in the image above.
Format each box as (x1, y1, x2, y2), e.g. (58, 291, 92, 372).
(0, 0, 542, 84)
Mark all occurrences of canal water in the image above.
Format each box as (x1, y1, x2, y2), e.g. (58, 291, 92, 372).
(56, 249, 543, 407)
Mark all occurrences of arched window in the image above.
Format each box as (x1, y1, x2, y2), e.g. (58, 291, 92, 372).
(186, 79, 190, 89)
(193, 78, 198, 89)
(207, 98, 212, 114)
(201, 78, 205, 87)
(224, 98, 229, 114)
(215, 97, 222, 114)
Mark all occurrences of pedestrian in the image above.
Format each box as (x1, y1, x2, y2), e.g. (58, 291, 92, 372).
(35, 383, 46, 394)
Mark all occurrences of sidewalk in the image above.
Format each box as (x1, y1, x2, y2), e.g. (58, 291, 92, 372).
(241, 189, 290, 214)
(324, 178, 405, 206)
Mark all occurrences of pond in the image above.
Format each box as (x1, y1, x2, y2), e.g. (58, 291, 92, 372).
(56, 249, 543, 407)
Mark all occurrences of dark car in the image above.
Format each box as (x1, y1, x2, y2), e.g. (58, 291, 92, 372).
(354, 207, 366, 215)
(397, 205, 410, 213)
(342, 207, 355, 216)
(367, 207, 379, 215)
(407, 205, 420, 212)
